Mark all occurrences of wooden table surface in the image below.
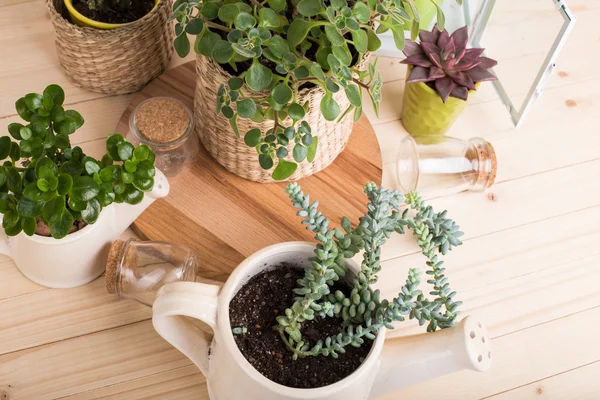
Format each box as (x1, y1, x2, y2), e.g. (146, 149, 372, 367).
(1, 1, 598, 399)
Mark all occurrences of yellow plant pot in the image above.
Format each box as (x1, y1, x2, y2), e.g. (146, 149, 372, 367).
(63, 0, 159, 29)
(401, 72, 479, 137)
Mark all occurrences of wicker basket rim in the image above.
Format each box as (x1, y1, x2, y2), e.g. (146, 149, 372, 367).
(48, 0, 167, 34)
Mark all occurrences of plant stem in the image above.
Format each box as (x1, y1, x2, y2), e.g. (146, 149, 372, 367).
(205, 20, 232, 32)
(353, 78, 370, 90)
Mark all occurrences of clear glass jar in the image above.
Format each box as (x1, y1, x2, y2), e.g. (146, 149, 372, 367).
(396, 135, 497, 197)
(127, 97, 199, 177)
(106, 239, 198, 306)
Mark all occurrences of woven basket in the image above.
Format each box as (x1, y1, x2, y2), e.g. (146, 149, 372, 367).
(194, 53, 370, 183)
(47, 0, 174, 95)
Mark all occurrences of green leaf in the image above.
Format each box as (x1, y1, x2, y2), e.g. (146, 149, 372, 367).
(228, 77, 244, 90)
(123, 186, 144, 205)
(234, 12, 255, 30)
(49, 209, 74, 239)
(3, 210, 20, 229)
(297, 0, 323, 16)
(20, 126, 33, 140)
(266, 35, 289, 58)
(38, 166, 54, 181)
(272, 159, 297, 180)
(15, 98, 33, 121)
(43, 84, 65, 107)
(258, 153, 273, 169)
(9, 142, 20, 163)
(57, 173, 73, 196)
(8, 123, 23, 140)
(244, 128, 262, 147)
(134, 160, 156, 179)
(186, 18, 204, 34)
(293, 144, 307, 162)
(259, 8, 279, 28)
(0, 136, 11, 160)
(24, 93, 43, 112)
(332, 45, 352, 66)
(174, 32, 191, 58)
(133, 176, 154, 192)
(65, 110, 84, 130)
(54, 118, 78, 135)
(232, 43, 255, 58)
(68, 196, 87, 212)
(59, 160, 83, 178)
(268, 0, 285, 11)
(117, 142, 134, 161)
(237, 99, 257, 118)
(6, 167, 21, 193)
(71, 176, 100, 201)
(97, 189, 115, 207)
(106, 134, 125, 161)
(272, 83, 293, 105)
(195, 30, 221, 56)
(0, 166, 5, 187)
(345, 83, 362, 107)
(320, 93, 340, 121)
(212, 40, 234, 63)
(353, 2, 370, 22)
(23, 182, 54, 201)
(245, 61, 273, 92)
(43, 195, 66, 225)
(17, 197, 44, 218)
(366, 28, 382, 51)
(81, 198, 101, 224)
(218, 3, 240, 23)
(324, 25, 344, 46)
(201, 1, 219, 19)
(432, 0, 445, 31)
(326, 78, 340, 93)
(21, 216, 36, 236)
(288, 103, 306, 121)
(222, 105, 234, 118)
(392, 25, 405, 50)
(331, 0, 345, 9)
(288, 19, 312, 47)
(351, 29, 368, 53)
(306, 136, 319, 162)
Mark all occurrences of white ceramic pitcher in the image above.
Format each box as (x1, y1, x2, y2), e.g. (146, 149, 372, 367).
(153, 242, 492, 400)
(0, 169, 169, 288)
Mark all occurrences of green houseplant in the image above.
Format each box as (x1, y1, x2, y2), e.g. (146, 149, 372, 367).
(2, 84, 157, 239)
(275, 182, 463, 358)
(171, 0, 455, 182)
(400, 24, 498, 137)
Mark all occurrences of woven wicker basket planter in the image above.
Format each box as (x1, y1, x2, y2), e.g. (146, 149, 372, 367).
(194, 53, 370, 183)
(47, 0, 174, 95)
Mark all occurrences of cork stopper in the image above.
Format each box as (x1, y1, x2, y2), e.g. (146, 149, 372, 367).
(134, 98, 190, 144)
(484, 141, 497, 188)
(465, 140, 497, 191)
(106, 240, 125, 295)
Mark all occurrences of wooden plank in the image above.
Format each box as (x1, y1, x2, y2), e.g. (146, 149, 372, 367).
(60, 365, 206, 400)
(485, 360, 600, 400)
(379, 306, 600, 400)
(0, 321, 192, 400)
(0, 256, 45, 300)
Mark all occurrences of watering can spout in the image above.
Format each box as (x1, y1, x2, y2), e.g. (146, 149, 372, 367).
(371, 316, 492, 398)
(113, 169, 170, 231)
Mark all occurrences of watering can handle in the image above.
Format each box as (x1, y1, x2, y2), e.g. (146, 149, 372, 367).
(152, 281, 221, 376)
(371, 316, 492, 398)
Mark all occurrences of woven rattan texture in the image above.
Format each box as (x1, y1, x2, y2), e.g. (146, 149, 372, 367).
(47, 0, 174, 95)
(194, 53, 370, 183)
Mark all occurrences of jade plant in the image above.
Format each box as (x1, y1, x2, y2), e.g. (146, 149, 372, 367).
(402, 25, 498, 102)
(1, 84, 156, 239)
(171, 0, 456, 180)
(276, 182, 463, 358)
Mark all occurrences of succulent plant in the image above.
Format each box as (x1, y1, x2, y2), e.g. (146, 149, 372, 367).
(171, 0, 457, 180)
(401, 25, 498, 102)
(1, 85, 157, 239)
(276, 182, 463, 358)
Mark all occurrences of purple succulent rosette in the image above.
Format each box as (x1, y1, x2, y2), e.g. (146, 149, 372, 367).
(401, 25, 498, 102)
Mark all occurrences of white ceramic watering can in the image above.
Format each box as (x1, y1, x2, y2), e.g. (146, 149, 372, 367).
(153, 242, 492, 400)
(0, 170, 169, 288)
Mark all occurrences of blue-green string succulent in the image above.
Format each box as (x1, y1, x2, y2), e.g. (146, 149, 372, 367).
(276, 182, 463, 359)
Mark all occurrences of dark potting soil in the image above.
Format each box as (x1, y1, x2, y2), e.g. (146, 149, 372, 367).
(229, 264, 373, 389)
(72, 0, 154, 24)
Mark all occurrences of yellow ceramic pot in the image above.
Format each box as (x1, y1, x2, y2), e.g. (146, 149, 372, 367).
(401, 69, 479, 137)
(63, 0, 159, 29)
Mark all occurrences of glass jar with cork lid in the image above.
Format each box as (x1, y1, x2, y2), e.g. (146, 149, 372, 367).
(127, 97, 199, 177)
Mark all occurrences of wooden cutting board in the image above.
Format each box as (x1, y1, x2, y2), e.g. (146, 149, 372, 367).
(115, 60, 383, 282)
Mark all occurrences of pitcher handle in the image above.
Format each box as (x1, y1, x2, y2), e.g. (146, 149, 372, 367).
(371, 316, 492, 398)
(152, 281, 220, 376)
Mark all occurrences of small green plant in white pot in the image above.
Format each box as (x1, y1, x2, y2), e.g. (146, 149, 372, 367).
(152, 183, 492, 398)
(0, 84, 169, 288)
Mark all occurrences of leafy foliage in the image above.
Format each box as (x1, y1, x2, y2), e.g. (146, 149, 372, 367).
(171, 0, 455, 180)
(276, 182, 463, 359)
(1, 85, 156, 239)
(401, 25, 498, 102)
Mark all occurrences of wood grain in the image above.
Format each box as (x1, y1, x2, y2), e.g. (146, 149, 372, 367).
(115, 61, 383, 279)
